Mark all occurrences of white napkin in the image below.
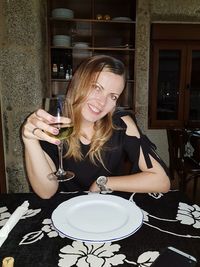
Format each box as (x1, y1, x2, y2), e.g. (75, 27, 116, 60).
(0, 201, 29, 247)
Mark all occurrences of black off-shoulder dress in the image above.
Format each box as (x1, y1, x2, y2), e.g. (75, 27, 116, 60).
(40, 111, 169, 192)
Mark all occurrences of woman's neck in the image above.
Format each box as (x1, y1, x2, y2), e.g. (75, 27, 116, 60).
(80, 120, 94, 144)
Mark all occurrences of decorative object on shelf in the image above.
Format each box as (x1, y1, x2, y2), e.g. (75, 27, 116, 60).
(52, 8, 74, 19)
(53, 35, 71, 47)
(96, 14, 111, 20)
(104, 14, 111, 20)
(96, 14, 103, 20)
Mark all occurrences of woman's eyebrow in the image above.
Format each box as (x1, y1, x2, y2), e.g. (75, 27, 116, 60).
(95, 82, 120, 96)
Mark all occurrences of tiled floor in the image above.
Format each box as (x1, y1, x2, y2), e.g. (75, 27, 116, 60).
(171, 174, 200, 205)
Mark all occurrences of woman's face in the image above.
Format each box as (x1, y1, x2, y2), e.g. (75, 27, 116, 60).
(81, 70, 125, 123)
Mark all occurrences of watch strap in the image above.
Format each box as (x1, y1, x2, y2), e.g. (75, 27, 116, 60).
(96, 176, 112, 194)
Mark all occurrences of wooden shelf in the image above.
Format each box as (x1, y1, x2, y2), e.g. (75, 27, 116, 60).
(51, 46, 135, 51)
(47, 0, 136, 110)
(50, 18, 136, 24)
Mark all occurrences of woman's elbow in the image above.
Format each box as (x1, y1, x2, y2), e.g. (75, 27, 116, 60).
(161, 174, 171, 193)
(39, 193, 54, 199)
(31, 187, 57, 199)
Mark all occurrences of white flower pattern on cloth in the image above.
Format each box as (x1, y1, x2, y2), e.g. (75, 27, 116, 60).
(21, 208, 41, 219)
(128, 192, 200, 238)
(42, 218, 65, 238)
(136, 251, 160, 267)
(1, 192, 200, 266)
(141, 210, 149, 222)
(0, 206, 41, 227)
(0, 207, 11, 227)
(18, 192, 200, 246)
(20, 217, 65, 245)
(176, 202, 200, 228)
(148, 193, 163, 199)
(58, 241, 126, 267)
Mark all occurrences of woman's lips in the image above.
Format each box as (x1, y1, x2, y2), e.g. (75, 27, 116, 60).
(88, 103, 102, 114)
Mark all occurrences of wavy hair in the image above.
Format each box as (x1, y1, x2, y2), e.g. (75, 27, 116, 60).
(64, 55, 126, 168)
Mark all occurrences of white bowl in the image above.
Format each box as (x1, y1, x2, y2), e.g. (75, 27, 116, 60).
(53, 35, 71, 46)
(73, 42, 90, 48)
(112, 17, 132, 21)
(52, 8, 74, 19)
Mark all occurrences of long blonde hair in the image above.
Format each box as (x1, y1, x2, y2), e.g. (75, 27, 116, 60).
(65, 55, 126, 167)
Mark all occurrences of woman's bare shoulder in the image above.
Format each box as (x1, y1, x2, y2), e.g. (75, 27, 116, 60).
(120, 115, 140, 138)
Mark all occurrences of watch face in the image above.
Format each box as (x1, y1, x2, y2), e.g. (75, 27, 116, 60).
(97, 176, 107, 185)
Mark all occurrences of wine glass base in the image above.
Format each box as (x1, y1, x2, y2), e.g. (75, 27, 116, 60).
(48, 171, 75, 183)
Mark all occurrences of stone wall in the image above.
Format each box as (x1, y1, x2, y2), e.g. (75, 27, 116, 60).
(0, 0, 200, 192)
(0, 0, 47, 192)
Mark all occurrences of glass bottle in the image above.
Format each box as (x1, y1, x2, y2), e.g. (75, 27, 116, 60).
(52, 63, 58, 79)
(58, 64, 65, 79)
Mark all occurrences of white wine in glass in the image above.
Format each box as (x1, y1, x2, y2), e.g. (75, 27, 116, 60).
(44, 97, 75, 182)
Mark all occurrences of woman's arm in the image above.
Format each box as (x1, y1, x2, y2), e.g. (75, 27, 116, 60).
(22, 109, 70, 199)
(90, 115, 171, 193)
(23, 139, 58, 198)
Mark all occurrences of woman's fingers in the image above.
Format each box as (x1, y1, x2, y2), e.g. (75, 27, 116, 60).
(31, 127, 61, 145)
(34, 109, 71, 124)
(22, 108, 71, 144)
(34, 109, 56, 124)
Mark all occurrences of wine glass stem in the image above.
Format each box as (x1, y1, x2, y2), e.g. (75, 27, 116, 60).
(56, 141, 66, 176)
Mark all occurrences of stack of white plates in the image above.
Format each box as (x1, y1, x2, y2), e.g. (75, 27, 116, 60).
(52, 8, 74, 19)
(73, 42, 91, 58)
(73, 42, 90, 48)
(112, 17, 132, 21)
(53, 35, 71, 47)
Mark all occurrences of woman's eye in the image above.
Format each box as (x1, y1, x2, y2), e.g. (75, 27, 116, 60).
(92, 84, 101, 92)
(95, 86, 101, 92)
(110, 94, 118, 101)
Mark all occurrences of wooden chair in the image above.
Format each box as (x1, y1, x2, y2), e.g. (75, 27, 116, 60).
(189, 134, 200, 199)
(167, 129, 200, 201)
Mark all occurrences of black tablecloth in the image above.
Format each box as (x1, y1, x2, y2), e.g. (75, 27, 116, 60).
(0, 190, 200, 267)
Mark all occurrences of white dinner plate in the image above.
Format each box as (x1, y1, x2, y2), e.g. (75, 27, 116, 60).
(51, 194, 143, 242)
(112, 17, 132, 21)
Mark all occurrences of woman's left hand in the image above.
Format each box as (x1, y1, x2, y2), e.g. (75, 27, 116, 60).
(89, 181, 100, 192)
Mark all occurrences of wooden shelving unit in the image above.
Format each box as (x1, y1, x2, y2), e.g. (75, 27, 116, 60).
(47, 0, 136, 110)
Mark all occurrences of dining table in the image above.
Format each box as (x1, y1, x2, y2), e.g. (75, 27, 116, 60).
(0, 190, 200, 267)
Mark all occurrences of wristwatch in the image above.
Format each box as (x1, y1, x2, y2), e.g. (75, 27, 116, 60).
(96, 176, 112, 193)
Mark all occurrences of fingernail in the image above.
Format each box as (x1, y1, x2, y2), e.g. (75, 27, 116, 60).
(53, 129, 59, 134)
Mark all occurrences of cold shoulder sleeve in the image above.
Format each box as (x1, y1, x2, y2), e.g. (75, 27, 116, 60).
(113, 110, 169, 175)
(138, 132, 169, 175)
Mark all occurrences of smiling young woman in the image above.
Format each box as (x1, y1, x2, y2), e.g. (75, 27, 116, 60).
(22, 55, 170, 199)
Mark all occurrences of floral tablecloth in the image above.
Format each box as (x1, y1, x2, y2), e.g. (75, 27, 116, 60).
(0, 190, 199, 267)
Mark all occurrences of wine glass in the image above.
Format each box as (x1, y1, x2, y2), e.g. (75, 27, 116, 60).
(44, 97, 75, 182)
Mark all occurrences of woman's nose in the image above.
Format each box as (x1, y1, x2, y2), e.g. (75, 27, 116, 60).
(96, 91, 107, 106)
(98, 93, 107, 106)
